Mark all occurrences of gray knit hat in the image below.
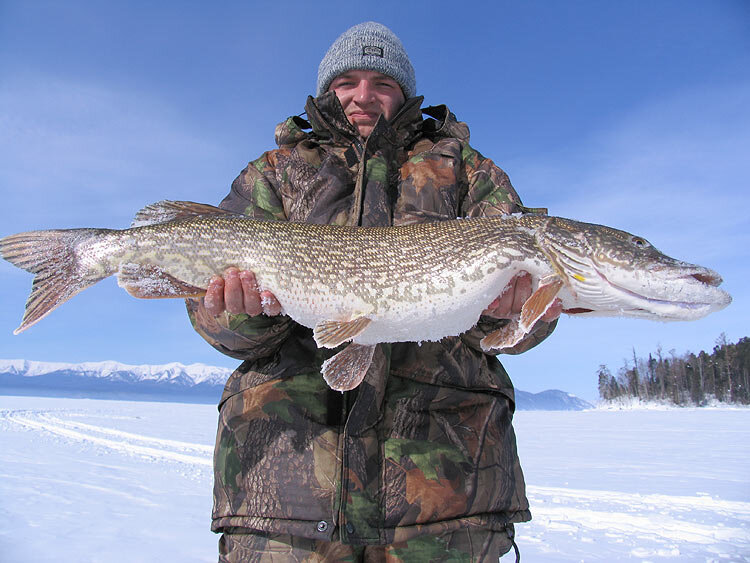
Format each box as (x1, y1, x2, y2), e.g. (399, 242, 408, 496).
(316, 22, 416, 98)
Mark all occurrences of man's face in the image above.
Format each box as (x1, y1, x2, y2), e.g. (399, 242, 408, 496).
(329, 70, 406, 138)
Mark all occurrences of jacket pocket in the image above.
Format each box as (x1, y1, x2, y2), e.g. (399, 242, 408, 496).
(389, 339, 516, 398)
(381, 376, 525, 528)
(213, 370, 341, 526)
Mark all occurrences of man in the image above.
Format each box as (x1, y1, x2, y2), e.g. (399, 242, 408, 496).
(188, 22, 560, 562)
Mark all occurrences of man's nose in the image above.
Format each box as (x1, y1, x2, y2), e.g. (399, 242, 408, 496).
(353, 80, 376, 103)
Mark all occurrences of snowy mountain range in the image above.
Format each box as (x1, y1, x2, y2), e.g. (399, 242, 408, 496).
(0, 359, 593, 410)
(0, 359, 231, 402)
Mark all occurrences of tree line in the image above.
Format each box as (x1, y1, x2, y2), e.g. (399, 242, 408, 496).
(598, 334, 750, 406)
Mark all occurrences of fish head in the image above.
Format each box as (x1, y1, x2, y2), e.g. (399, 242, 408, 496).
(538, 217, 732, 321)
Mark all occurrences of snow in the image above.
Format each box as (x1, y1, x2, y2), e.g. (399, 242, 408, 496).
(513, 409, 750, 561)
(0, 396, 748, 562)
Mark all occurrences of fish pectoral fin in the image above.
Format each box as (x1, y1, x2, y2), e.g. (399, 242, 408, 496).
(130, 201, 239, 227)
(313, 316, 372, 348)
(519, 278, 564, 332)
(322, 344, 376, 392)
(117, 264, 206, 298)
(480, 319, 526, 352)
(481, 278, 564, 352)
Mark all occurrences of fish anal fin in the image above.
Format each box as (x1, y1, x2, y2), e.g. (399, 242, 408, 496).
(322, 344, 376, 392)
(519, 278, 564, 332)
(131, 201, 238, 228)
(480, 319, 526, 352)
(313, 316, 372, 348)
(118, 264, 205, 298)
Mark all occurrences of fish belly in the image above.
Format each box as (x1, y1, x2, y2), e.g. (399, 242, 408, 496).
(279, 267, 516, 346)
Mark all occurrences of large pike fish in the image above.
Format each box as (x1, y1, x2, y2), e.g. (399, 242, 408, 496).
(0, 201, 731, 391)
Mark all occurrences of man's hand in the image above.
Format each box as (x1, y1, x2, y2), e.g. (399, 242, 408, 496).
(203, 267, 282, 317)
(482, 272, 562, 322)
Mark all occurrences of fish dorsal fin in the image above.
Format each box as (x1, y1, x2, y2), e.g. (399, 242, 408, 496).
(130, 201, 236, 227)
(313, 316, 372, 348)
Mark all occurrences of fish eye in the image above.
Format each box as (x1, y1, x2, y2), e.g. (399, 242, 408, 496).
(631, 236, 648, 248)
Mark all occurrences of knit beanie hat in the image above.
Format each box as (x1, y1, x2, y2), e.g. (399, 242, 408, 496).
(317, 22, 416, 98)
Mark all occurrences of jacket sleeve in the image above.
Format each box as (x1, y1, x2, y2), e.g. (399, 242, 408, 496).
(458, 145, 557, 355)
(186, 151, 295, 362)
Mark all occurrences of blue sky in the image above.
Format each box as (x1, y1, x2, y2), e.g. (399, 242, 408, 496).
(1, 0, 748, 401)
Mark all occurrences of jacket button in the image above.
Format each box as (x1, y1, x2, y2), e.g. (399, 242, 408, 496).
(345, 522, 355, 534)
(316, 521, 328, 533)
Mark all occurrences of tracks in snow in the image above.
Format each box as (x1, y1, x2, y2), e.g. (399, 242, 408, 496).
(3, 409, 212, 467)
(4, 406, 749, 559)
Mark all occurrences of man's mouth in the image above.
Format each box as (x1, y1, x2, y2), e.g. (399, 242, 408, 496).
(348, 111, 378, 121)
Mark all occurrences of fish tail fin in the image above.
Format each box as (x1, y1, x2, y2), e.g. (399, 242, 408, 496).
(0, 228, 114, 334)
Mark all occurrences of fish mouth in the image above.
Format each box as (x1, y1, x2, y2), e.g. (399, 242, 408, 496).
(593, 266, 731, 318)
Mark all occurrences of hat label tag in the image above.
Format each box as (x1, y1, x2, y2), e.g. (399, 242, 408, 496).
(362, 46, 384, 57)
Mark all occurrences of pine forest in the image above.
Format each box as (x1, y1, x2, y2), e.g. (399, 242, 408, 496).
(598, 334, 749, 406)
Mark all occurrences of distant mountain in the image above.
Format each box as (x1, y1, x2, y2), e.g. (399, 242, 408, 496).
(0, 359, 231, 403)
(515, 389, 594, 411)
(0, 359, 592, 410)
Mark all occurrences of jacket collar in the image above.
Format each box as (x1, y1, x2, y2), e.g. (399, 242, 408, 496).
(273, 92, 470, 149)
(421, 104, 470, 143)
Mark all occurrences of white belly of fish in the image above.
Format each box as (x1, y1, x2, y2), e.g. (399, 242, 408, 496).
(263, 265, 521, 346)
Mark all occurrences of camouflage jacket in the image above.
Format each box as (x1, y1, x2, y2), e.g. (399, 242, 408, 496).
(188, 92, 556, 545)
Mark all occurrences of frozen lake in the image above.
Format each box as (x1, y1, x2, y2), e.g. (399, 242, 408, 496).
(1, 395, 748, 562)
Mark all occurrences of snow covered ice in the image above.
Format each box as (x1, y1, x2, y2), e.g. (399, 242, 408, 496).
(513, 408, 750, 561)
(1, 396, 748, 562)
(0, 397, 217, 563)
